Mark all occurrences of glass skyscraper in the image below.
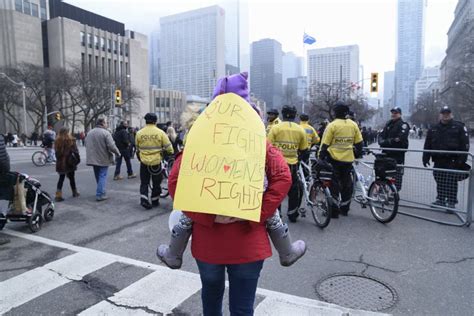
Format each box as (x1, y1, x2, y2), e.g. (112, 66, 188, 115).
(394, 0, 426, 115)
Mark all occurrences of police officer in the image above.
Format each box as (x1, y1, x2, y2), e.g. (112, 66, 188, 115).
(319, 102, 363, 218)
(423, 106, 470, 209)
(268, 105, 308, 222)
(136, 113, 174, 209)
(378, 107, 410, 191)
(299, 113, 320, 149)
(266, 108, 281, 135)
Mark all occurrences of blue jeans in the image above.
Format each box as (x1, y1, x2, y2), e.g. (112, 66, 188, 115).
(93, 166, 108, 198)
(46, 147, 56, 162)
(196, 259, 264, 316)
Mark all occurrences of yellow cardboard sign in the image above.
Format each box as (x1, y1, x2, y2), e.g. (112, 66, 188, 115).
(173, 93, 267, 222)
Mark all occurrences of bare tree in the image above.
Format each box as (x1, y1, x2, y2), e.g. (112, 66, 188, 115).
(0, 70, 23, 134)
(307, 82, 341, 121)
(410, 92, 439, 127)
(1, 63, 143, 134)
(307, 81, 375, 123)
(64, 64, 142, 132)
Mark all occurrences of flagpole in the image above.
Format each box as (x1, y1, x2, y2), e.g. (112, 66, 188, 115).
(302, 30, 306, 114)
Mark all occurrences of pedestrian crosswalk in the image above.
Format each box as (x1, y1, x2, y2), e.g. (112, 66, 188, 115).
(0, 229, 388, 316)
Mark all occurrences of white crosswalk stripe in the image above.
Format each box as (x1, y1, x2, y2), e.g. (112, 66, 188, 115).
(0, 252, 115, 314)
(0, 229, 388, 316)
(81, 270, 202, 315)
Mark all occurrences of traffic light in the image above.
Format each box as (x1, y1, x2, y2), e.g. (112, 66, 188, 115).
(55, 112, 61, 121)
(370, 73, 379, 93)
(115, 89, 122, 106)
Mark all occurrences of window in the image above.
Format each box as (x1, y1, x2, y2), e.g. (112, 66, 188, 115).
(101, 37, 105, 51)
(95, 56, 99, 68)
(114, 41, 118, 54)
(125, 44, 129, 57)
(108, 59, 111, 77)
(80, 32, 85, 46)
(94, 35, 99, 49)
(23, 0, 31, 15)
(108, 39, 112, 52)
(40, 6, 47, 20)
(102, 57, 105, 75)
(31, 3, 38, 17)
(120, 43, 123, 56)
(88, 33, 92, 48)
(15, 0, 22, 12)
(114, 60, 117, 79)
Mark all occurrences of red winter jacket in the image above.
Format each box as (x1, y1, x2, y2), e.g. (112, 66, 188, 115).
(168, 142, 291, 265)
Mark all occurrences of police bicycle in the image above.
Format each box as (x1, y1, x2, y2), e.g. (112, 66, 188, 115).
(159, 155, 174, 198)
(351, 150, 399, 223)
(296, 150, 334, 228)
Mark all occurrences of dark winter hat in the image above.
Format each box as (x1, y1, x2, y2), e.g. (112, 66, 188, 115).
(390, 107, 402, 114)
(282, 105, 297, 119)
(440, 106, 451, 114)
(267, 108, 279, 115)
(144, 113, 157, 124)
(333, 101, 349, 117)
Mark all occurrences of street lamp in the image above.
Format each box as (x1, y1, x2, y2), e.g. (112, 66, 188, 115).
(0, 72, 27, 137)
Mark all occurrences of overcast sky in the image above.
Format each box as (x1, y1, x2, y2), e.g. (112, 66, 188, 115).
(68, 0, 458, 95)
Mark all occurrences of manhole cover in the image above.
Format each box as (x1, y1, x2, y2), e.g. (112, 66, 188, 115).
(315, 273, 398, 311)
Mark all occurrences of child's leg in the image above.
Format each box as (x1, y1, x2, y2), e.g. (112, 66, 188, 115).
(156, 213, 193, 269)
(266, 211, 306, 267)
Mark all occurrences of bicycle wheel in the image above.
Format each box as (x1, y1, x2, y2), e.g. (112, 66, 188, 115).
(309, 182, 331, 228)
(368, 180, 399, 223)
(32, 151, 47, 167)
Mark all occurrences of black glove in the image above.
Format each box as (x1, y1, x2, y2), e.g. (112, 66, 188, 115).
(299, 150, 310, 162)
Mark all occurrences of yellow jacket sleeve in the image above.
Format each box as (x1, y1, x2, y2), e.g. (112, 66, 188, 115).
(162, 133, 174, 155)
(299, 128, 309, 150)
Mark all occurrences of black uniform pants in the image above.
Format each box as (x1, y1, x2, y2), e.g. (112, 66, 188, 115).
(278, 164, 302, 220)
(433, 161, 458, 204)
(329, 159, 353, 214)
(140, 163, 163, 203)
(393, 156, 405, 192)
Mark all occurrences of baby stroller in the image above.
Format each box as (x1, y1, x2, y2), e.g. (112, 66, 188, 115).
(0, 172, 55, 233)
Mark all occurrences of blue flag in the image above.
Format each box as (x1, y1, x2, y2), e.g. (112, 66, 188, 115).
(303, 33, 316, 45)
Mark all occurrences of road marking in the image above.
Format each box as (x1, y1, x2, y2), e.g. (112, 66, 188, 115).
(1, 230, 387, 316)
(81, 269, 201, 315)
(0, 252, 115, 314)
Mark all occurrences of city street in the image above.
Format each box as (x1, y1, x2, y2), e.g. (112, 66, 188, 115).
(1, 139, 473, 315)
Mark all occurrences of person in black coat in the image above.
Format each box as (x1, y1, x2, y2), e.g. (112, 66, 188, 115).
(378, 107, 410, 191)
(113, 122, 136, 180)
(0, 134, 11, 245)
(423, 106, 470, 208)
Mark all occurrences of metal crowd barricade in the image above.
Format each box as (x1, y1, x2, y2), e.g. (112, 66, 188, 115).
(360, 147, 473, 227)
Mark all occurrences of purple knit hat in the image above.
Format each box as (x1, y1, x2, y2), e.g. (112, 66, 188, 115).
(211, 72, 261, 116)
(211, 72, 250, 102)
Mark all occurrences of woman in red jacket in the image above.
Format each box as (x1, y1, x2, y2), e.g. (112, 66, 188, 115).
(159, 73, 306, 315)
